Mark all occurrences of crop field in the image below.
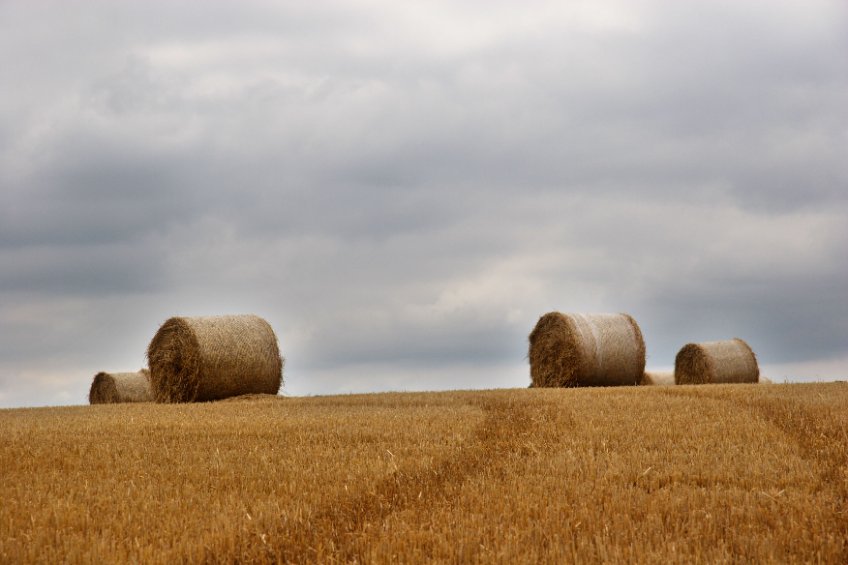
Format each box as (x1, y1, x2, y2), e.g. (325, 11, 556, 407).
(1, 382, 846, 564)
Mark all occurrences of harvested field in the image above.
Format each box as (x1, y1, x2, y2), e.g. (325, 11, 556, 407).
(1, 383, 846, 563)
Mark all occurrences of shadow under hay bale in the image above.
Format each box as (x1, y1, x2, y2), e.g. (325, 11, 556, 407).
(528, 312, 646, 387)
(147, 314, 283, 403)
(674, 338, 759, 385)
(89, 369, 153, 404)
(640, 371, 675, 386)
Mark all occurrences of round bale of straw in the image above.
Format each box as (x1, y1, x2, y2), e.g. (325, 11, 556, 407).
(147, 314, 283, 403)
(89, 369, 153, 404)
(528, 312, 646, 387)
(640, 371, 675, 386)
(674, 338, 759, 385)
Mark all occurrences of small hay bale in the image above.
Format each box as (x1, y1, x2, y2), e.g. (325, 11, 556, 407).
(89, 369, 152, 404)
(759, 375, 773, 384)
(147, 314, 283, 403)
(218, 393, 284, 403)
(674, 338, 759, 385)
(640, 370, 675, 386)
(528, 312, 646, 387)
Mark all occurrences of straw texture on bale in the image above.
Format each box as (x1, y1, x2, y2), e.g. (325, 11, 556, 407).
(88, 369, 152, 404)
(640, 371, 676, 386)
(674, 338, 759, 385)
(147, 314, 283, 403)
(528, 312, 646, 387)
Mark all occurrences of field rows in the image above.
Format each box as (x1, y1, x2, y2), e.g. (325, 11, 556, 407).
(1, 383, 846, 563)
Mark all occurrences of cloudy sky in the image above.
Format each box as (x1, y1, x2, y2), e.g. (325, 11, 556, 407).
(1, 0, 846, 407)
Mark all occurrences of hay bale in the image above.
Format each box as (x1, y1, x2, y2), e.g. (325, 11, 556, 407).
(218, 393, 284, 403)
(528, 312, 646, 387)
(147, 314, 283, 403)
(674, 338, 759, 385)
(89, 369, 152, 404)
(640, 370, 675, 386)
(759, 375, 773, 384)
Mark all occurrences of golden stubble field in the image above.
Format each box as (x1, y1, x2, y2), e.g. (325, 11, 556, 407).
(1, 383, 846, 564)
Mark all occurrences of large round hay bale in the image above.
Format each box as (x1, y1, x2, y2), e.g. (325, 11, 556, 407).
(528, 312, 646, 387)
(674, 338, 759, 385)
(640, 370, 675, 386)
(147, 314, 283, 403)
(89, 369, 152, 404)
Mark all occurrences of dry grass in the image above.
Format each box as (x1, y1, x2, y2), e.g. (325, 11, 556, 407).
(1, 383, 846, 564)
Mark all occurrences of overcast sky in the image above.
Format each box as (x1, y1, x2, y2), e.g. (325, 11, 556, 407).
(1, 0, 846, 407)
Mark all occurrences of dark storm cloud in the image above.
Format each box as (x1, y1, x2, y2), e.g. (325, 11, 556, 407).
(1, 0, 846, 406)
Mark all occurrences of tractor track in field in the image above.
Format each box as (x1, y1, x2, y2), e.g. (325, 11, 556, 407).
(746, 396, 848, 561)
(264, 395, 561, 564)
(662, 386, 848, 562)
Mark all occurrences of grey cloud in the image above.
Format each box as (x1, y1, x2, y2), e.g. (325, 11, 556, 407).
(638, 265, 848, 364)
(301, 316, 523, 371)
(1, 0, 846, 407)
(0, 239, 165, 295)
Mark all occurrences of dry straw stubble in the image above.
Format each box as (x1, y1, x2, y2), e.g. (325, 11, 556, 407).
(528, 312, 646, 387)
(674, 338, 759, 385)
(88, 369, 153, 404)
(147, 314, 283, 402)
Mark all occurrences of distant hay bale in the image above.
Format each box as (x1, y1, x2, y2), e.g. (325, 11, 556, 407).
(674, 338, 759, 385)
(528, 312, 646, 387)
(218, 393, 284, 403)
(640, 371, 675, 386)
(759, 375, 773, 384)
(89, 369, 152, 404)
(147, 314, 283, 403)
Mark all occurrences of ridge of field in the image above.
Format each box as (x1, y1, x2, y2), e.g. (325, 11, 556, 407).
(1, 383, 846, 564)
